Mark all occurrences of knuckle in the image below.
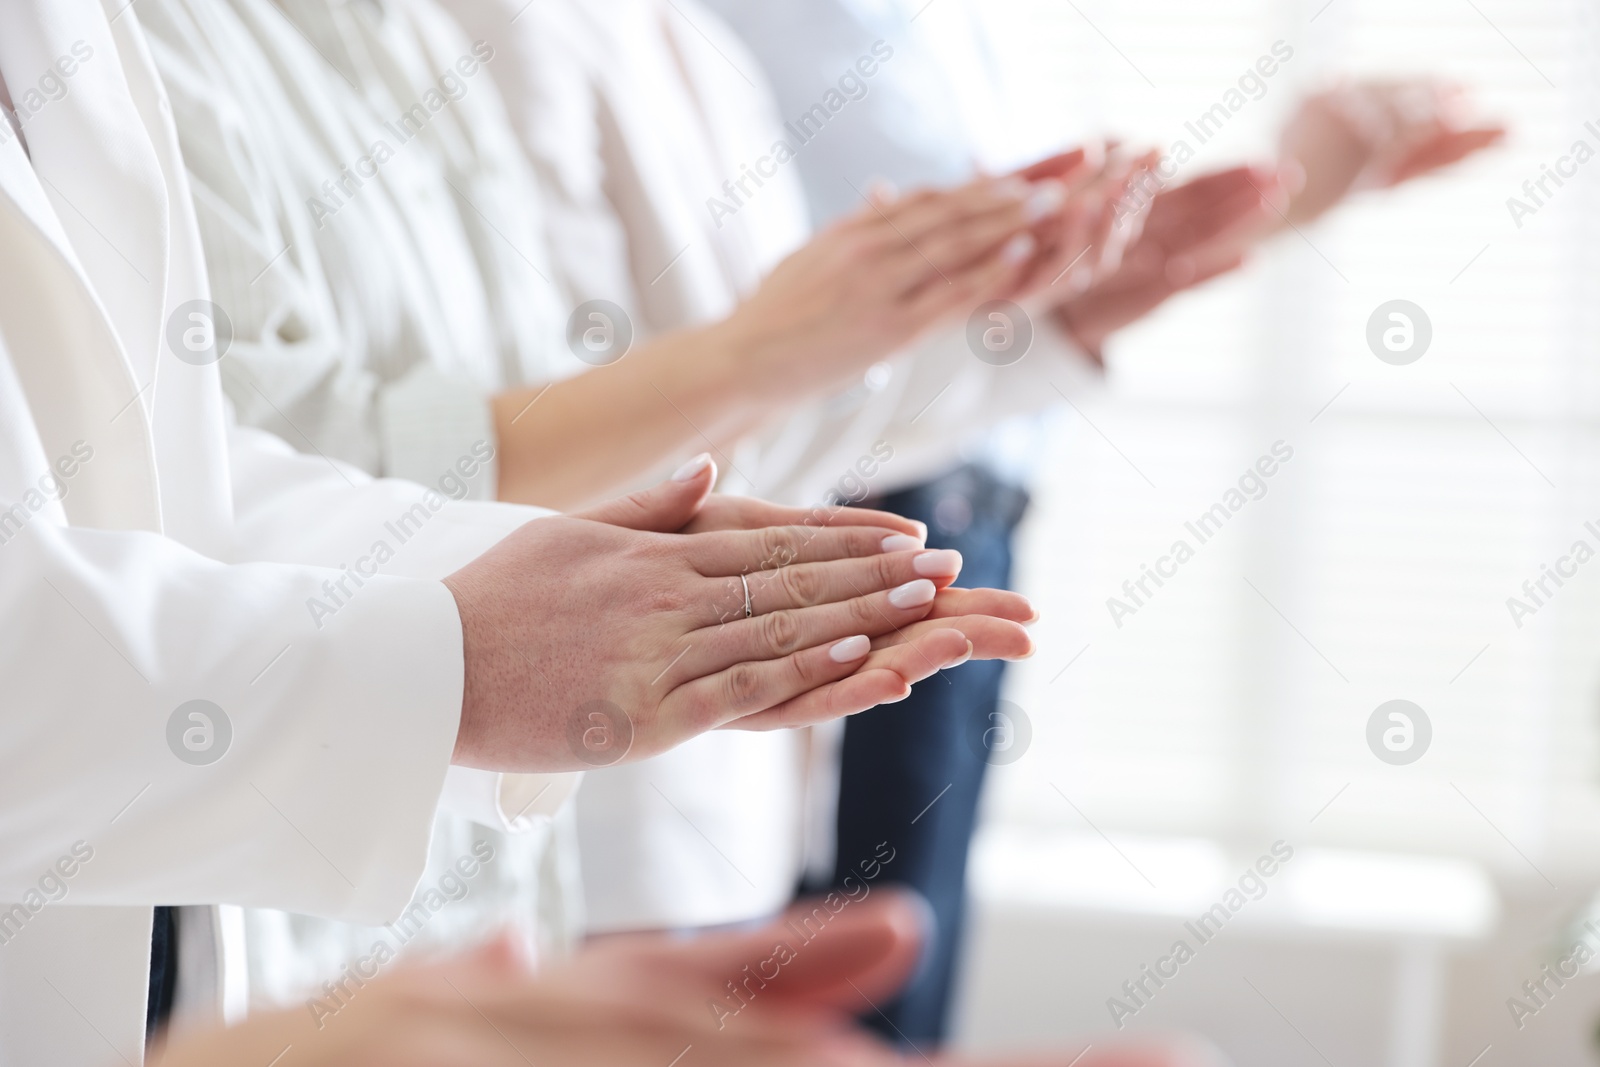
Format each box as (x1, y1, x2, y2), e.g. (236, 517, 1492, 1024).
(761, 608, 804, 656)
(780, 564, 823, 607)
(848, 595, 880, 628)
(758, 526, 795, 569)
(871, 552, 901, 589)
(724, 662, 765, 714)
(644, 587, 683, 615)
(834, 527, 873, 558)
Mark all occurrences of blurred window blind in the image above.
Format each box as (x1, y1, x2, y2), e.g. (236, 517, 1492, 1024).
(956, 0, 1600, 881)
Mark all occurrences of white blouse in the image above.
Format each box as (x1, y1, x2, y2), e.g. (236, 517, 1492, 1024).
(139, 0, 583, 1011)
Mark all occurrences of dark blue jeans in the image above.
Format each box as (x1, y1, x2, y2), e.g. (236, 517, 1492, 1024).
(832, 465, 1027, 1048)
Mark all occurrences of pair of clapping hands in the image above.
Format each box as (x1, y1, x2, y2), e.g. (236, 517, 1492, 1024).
(728, 79, 1502, 397)
(446, 454, 1037, 773)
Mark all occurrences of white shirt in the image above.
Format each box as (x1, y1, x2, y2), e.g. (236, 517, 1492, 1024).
(0, 1, 567, 1060)
(137, 0, 586, 1007)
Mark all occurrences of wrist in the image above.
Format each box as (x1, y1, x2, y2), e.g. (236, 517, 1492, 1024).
(694, 307, 792, 408)
(442, 571, 487, 768)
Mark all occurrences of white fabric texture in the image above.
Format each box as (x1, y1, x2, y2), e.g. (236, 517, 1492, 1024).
(136, 0, 586, 1011)
(0, 0, 560, 1061)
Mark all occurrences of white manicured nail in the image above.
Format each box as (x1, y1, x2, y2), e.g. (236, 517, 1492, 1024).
(888, 578, 936, 609)
(1000, 233, 1036, 265)
(880, 534, 923, 553)
(946, 640, 974, 668)
(830, 635, 871, 662)
(1023, 182, 1066, 221)
(912, 549, 962, 578)
(672, 452, 713, 481)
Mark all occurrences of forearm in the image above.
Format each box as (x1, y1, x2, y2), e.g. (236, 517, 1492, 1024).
(492, 317, 779, 510)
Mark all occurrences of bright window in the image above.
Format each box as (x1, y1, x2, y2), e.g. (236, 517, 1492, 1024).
(966, 0, 1600, 882)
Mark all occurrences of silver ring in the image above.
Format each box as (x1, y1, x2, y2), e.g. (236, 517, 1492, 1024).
(740, 572, 753, 619)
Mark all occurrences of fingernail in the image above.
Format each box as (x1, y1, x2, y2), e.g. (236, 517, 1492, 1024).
(880, 533, 923, 553)
(884, 686, 913, 703)
(829, 635, 871, 663)
(672, 452, 713, 481)
(888, 578, 937, 609)
(912, 549, 962, 578)
(1023, 182, 1066, 221)
(1000, 233, 1036, 265)
(946, 640, 974, 668)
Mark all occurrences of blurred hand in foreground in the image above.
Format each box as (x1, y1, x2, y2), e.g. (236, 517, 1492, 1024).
(152, 889, 1227, 1067)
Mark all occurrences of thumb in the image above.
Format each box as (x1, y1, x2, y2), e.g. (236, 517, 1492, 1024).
(672, 888, 928, 1013)
(771, 888, 929, 1010)
(573, 453, 716, 531)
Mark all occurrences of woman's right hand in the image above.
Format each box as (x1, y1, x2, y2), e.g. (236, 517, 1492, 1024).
(444, 462, 1034, 772)
(722, 172, 1073, 399)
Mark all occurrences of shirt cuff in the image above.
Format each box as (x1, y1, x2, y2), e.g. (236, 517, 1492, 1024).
(439, 766, 583, 832)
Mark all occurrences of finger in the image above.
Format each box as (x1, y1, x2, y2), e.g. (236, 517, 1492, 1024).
(921, 586, 1038, 624)
(683, 523, 929, 575)
(573, 454, 716, 531)
(695, 548, 963, 625)
(1026, 197, 1103, 293)
(677, 578, 944, 687)
(1149, 180, 1279, 254)
(902, 230, 1034, 320)
(870, 614, 1034, 660)
(767, 889, 931, 1010)
(729, 629, 973, 730)
(684, 496, 925, 540)
(1012, 145, 1096, 184)
(1145, 166, 1266, 229)
(666, 628, 897, 728)
(880, 176, 1040, 246)
(1386, 126, 1505, 184)
(639, 889, 930, 1012)
(890, 181, 1066, 285)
